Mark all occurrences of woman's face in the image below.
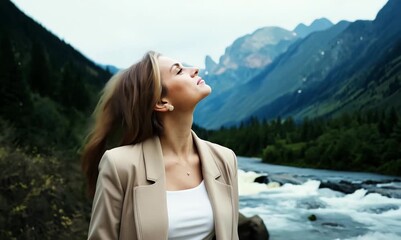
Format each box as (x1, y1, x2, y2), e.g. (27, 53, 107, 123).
(158, 56, 211, 111)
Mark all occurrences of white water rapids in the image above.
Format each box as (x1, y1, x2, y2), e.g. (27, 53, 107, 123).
(237, 157, 401, 240)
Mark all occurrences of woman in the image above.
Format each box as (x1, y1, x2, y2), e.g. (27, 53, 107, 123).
(81, 51, 239, 240)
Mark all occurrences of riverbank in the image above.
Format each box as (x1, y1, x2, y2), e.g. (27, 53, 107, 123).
(237, 157, 401, 240)
(238, 157, 401, 198)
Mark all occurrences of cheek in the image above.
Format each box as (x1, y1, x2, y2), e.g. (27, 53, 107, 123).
(167, 82, 185, 95)
(167, 80, 193, 96)
(165, 82, 188, 101)
(167, 82, 200, 105)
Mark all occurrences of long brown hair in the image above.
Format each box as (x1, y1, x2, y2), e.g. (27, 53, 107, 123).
(81, 51, 163, 197)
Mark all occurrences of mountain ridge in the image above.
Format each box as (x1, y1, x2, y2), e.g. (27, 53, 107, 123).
(293, 18, 333, 38)
(195, 0, 401, 129)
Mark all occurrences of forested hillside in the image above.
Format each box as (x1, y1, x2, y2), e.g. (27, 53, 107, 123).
(0, 0, 110, 150)
(196, 109, 401, 176)
(0, 0, 111, 238)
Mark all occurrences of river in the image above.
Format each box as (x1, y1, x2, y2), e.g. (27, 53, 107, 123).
(237, 157, 401, 240)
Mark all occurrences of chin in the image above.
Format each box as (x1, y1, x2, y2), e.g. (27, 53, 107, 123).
(201, 86, 212, 98)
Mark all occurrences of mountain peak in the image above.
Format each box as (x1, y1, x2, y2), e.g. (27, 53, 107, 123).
(310, 18, 333, 27)
(204, 55, 218, 72)
(294, 18, 333, 38)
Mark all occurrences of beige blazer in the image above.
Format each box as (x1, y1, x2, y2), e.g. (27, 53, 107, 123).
(88, 131, 239, 240)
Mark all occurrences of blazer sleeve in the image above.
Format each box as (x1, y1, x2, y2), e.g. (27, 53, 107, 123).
(88, 151, 123, 240)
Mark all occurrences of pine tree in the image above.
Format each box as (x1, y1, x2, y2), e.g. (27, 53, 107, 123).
(29, 42, 52, 96)
(391, 119, 401, 142)
(0, 35, 32, 124)
(60, 63, 90, 111)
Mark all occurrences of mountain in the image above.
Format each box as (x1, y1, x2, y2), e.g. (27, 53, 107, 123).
(195, 20, 334, 127)
(195, 0, 401, 129)
(196, 21, 350, 128)
(251, 0, 401, 122)
(218, 27, 296, 70)
(98, 64, 120, 74)
(294, 18, 334, 38)
(195, 27, 298, 125)
(201, 26, 297, 96)
(201, 19, 334, 95)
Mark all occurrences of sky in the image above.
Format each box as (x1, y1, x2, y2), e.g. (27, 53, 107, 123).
(11, 0, 388, 69)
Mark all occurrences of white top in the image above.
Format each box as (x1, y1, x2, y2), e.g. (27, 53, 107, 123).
(166, 181, 214, 240)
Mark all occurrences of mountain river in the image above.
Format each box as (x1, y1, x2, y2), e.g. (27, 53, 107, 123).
(238, 157, 401, 240)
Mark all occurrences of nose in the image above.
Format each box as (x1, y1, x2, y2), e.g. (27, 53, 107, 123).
(191, 67, 199, 77)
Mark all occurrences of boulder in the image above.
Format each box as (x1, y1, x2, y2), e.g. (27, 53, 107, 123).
(268, 174, 304, 185)
(238, 212, 269, 240)
(308, 214, 317, 221)
(254, 175, 269, 184)
(319, 180, 361, 194)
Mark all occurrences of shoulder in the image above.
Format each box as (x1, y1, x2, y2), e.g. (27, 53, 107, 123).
(98, 144, 143, 188)
(104, 144, 142, 163)
(192, 130, 237, 169)
(101, 143, 143, 172)
(202, 139, 237, 173)
(204, 140, 235, 159)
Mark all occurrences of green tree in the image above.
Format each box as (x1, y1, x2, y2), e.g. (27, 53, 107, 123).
(391, 119, 401, 142)
(60, 63, 90, 112)
(0, 36, 32, 125)
(26, 95, 70, 149)
(29, 42, 53, 97)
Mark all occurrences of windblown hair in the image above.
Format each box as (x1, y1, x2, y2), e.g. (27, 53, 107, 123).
(81, 51, 163, 197)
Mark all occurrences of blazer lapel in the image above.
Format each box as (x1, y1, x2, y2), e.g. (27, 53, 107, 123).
(192, 132, 234, 240)
(133, 135, 169, 240)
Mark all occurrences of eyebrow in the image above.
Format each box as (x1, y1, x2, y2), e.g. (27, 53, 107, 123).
(170, 63, 181, 73)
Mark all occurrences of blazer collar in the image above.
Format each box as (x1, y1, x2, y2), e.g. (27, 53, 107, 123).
(142, 131, 221, 182)
(192, 131, 234, 239)
(191, 131, 221, 180)
(142, 134, 165, 182)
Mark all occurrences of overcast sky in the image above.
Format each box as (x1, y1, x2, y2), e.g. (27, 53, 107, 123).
(11, 0, 388, 69)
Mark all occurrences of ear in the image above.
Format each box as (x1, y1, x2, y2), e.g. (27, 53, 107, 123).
(154, 98, 169, 112)
(154, 102, 168, 112)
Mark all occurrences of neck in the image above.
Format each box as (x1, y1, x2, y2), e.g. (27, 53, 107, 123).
(159, 111, 194, 158)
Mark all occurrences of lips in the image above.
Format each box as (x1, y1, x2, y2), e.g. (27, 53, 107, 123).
(197, 78, 204, 85)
